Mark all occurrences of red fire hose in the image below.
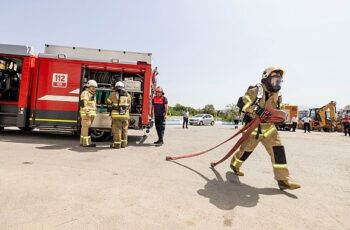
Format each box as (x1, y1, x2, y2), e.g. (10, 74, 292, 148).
(165, 108, 286, 167)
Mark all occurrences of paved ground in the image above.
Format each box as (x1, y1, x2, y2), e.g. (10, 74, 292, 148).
(0, 125, 349, 229)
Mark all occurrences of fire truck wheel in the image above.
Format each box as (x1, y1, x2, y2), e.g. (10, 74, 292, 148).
(90, 129, 110, 142)
(20, 127, 33, 132)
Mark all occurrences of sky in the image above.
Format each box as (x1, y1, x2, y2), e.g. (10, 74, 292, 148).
(2, 0, 350, 109)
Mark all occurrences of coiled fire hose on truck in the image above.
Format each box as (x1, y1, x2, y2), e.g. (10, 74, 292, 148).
(165, 108, 286, 167)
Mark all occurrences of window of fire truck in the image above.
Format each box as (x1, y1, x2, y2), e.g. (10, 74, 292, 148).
(82, 68, 144, 115)
(0, 57, 22, 102)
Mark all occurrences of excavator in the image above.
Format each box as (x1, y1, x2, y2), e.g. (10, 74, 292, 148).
(308, 101, 337, 132)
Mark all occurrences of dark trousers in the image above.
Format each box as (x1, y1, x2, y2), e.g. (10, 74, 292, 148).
(292, 122, 297, 132)
(304, 123, 310, 132)
(183, 117, 188, 128)
(343, 122, 349, 136)
(155, 116, 165, 142)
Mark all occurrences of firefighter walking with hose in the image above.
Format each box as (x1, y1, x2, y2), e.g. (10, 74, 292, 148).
(231, 67, 300, 190)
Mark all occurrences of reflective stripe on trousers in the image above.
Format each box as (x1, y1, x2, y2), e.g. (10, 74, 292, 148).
(251, 124, 276, 138)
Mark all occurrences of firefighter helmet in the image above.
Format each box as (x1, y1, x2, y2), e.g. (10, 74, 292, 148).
(86, 80, 98, 88)
(262, 66, 285, 80)
(155, 86, 164, 95)
(156, 86, 163, 92)
(115, 81, 125, 89)
(261, 67, 284, 92)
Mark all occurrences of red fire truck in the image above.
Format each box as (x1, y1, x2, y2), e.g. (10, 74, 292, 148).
(0, 44, 157, 140)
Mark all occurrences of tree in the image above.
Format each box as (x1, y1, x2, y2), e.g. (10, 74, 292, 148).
(169, 104, 184, 116)
(202, 104, 216, 116)
(168, 103, 222, 118)
(223, 103, 240, 122)
(168, 104, 198, 116)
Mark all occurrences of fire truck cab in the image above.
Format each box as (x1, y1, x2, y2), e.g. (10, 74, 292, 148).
(0, 44, 35, 130)
(0, 44, 157, 141)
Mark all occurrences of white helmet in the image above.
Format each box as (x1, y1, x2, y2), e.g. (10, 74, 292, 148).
(86, 80, 98, 88)
(115, 81, 125, 88)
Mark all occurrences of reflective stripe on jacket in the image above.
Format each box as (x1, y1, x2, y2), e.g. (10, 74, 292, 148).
(80, 89, 97, 117)
(106, 90, 131, 119)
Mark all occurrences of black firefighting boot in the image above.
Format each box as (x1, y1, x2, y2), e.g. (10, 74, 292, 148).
(154, 129, 165, 145)
(154, 140, 164, 145)
(278, 180, 301, 190)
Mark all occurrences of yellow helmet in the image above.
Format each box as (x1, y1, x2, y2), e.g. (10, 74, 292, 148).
(262, 66, 285, 80)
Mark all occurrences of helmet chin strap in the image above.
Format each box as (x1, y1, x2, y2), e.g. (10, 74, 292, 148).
(88, 87, 96, 94)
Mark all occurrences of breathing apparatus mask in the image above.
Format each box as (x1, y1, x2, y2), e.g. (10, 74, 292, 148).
(263, 74, 283, 92)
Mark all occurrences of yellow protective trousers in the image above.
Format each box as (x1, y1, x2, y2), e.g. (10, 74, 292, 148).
(230, 125, 290, 181)
(80, 116, 94, 146)
(111, 119, 129, 147)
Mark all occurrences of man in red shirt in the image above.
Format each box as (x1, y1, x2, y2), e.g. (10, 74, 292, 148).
(151, 86, 168, 145)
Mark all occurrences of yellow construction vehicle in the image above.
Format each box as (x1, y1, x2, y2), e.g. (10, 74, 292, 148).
(309, 101, 337, 132)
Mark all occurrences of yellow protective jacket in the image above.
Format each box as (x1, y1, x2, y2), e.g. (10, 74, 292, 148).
(80, 89, 97, 117)
(241, 84, 282, 137)
(106, 90, 131, 119)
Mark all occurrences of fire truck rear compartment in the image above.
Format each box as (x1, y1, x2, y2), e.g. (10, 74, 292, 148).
(82, 68, 145, 140)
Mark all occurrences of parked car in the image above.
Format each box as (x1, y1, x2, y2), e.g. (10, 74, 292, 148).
(189, 114, 215, 126)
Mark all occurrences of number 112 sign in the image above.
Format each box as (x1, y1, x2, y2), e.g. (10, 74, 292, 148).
(52, 73, 68, 88)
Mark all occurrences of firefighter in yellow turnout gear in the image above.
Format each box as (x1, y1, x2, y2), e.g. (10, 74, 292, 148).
(79, 80, 98, 147)
(231, 67, 300, 190)
(106, 81, 131, 149)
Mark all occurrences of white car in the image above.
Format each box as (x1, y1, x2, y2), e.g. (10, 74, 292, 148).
(189, 114, 215, 126)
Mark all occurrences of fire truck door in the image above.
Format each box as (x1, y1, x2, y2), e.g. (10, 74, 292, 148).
(31, 59, 81, 128)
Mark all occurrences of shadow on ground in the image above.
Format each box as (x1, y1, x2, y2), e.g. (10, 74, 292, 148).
(0, 130, 154, 152)
(170, 161, 297, 210)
